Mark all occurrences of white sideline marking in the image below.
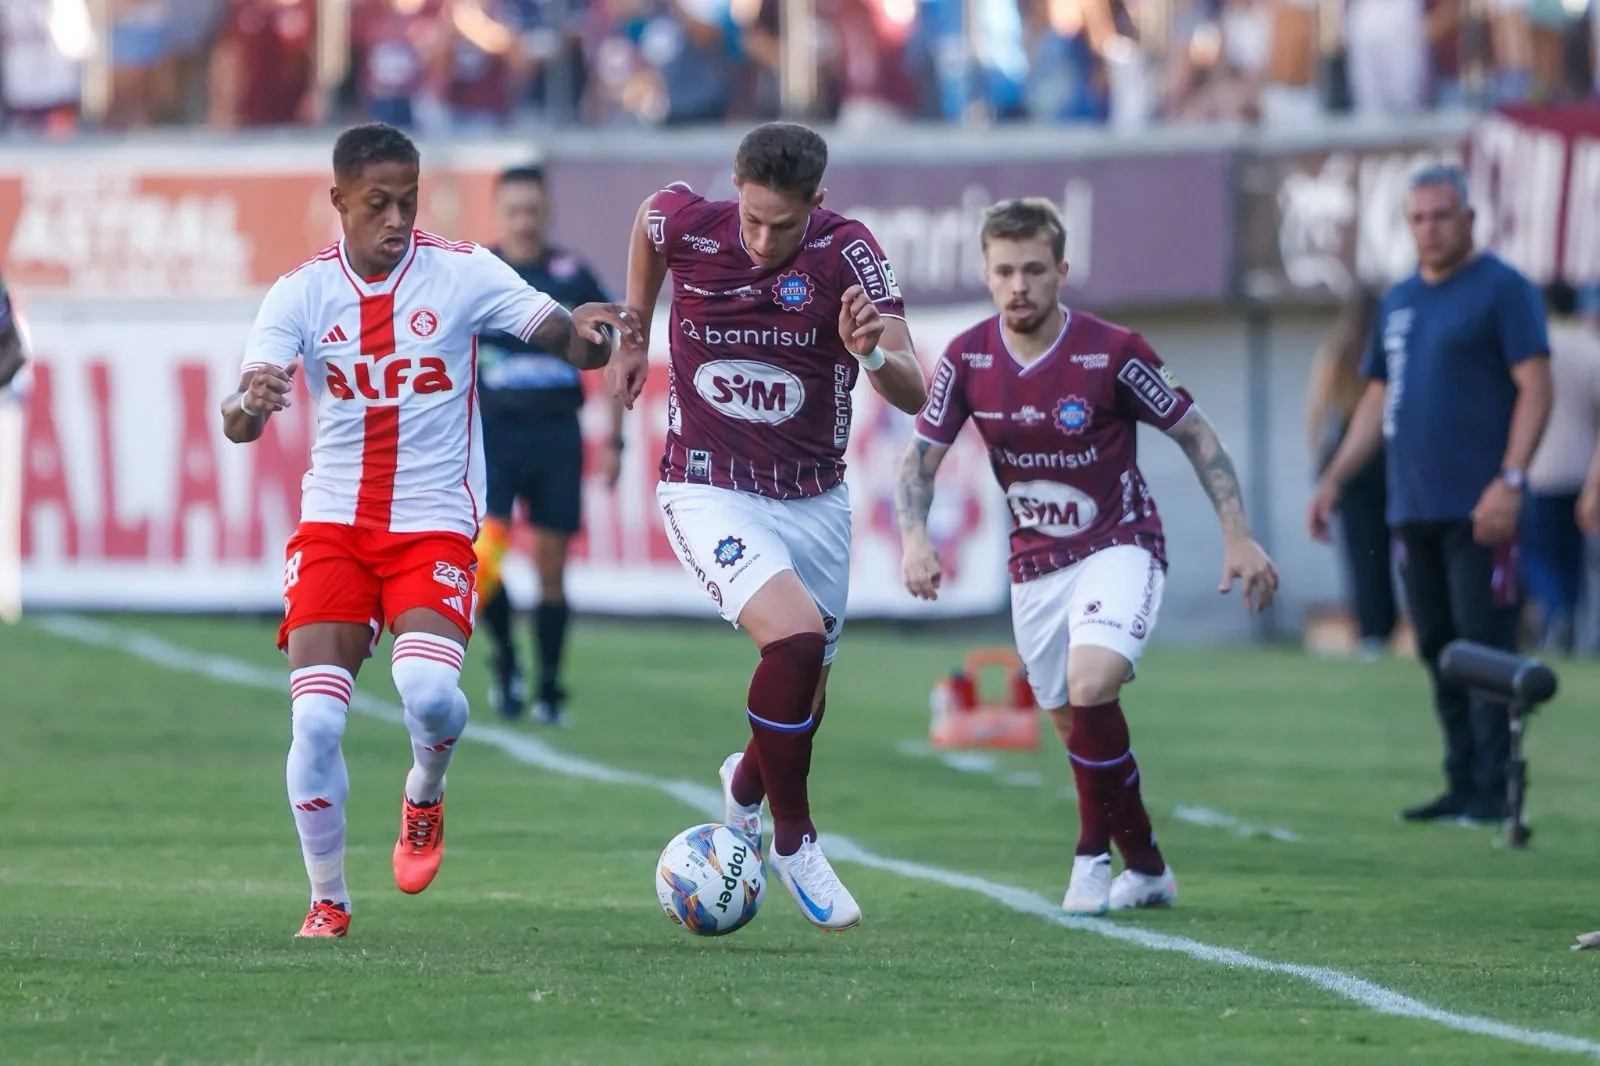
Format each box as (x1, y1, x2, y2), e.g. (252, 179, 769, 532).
(895, 740, 1307, 842)
(38, 614, 1600, 1062)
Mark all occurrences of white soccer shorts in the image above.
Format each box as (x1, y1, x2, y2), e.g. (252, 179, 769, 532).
(657, 481, 852, 664)
(1009, 545, 1165, 710)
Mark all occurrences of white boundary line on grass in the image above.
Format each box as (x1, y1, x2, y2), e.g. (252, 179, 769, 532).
(38, 614, 1600, 1063)
(894, 739, 1308, 843)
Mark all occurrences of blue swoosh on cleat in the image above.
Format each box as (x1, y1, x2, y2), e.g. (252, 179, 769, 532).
(789, 877, 834, 923)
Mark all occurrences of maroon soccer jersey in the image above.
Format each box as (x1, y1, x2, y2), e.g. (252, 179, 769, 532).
(649, 182, 907, 498)
(914, 310, 1195, 582)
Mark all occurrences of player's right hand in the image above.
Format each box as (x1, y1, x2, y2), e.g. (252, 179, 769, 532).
(902, 540, 944, 601)
(242, 362, 297, 415)
(1307, 478, 1339, 543)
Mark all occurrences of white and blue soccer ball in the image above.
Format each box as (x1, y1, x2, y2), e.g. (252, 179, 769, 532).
(655, 823, 766, 936)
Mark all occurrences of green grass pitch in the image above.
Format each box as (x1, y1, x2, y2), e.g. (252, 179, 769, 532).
(4, 614, 1600, 1065)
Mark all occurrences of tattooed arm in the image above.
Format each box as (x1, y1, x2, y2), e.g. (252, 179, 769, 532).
(528, 302, 643, 371)
(1166, 408, 1251, 540)
(1167, 407, 1280, 611)
(895, 436, 952, 600)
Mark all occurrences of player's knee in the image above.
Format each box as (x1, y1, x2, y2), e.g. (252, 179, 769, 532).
(391, 634, 465, 729)
(760, 631, 827, 686)
(1065, 653, 1128, 707)
(291, 694, 348, 754)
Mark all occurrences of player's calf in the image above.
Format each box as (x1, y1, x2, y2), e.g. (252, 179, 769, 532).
(287, 666, 354, 924)
(390, 632, 468, 894)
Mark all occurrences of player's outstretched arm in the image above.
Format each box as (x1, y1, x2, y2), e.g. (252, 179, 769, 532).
(529, 303, 643, 372)
(895, 436, 951, 600)
(841, 288, 925, 414)
(624, 195, 669, 341)
(220, 365, 297, 445)
(1167, 408, 1279, 612)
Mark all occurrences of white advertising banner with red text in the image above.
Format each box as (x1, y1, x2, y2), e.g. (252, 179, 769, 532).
(13, 302, 1011, 618)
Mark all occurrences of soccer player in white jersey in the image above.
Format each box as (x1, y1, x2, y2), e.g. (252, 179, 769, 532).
(610, 123, 927, 931)
(894, 198, 1278, 915)
(220, 124, 643, 938)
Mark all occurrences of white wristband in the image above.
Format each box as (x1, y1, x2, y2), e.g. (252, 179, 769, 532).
(858, 346, 887, 372)
(239, 394, 263, 417)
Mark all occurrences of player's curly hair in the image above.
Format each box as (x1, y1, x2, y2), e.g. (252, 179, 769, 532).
(333, 123, 421, 182)
(734, 123, 829, 201)
(980, 198, 1067, 263)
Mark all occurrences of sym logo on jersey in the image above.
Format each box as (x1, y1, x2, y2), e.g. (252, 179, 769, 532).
(1005, 480, 1100, 537)
(325, 358, 453, 401)
(989, 446, 1098, 471)
(693, 360, 805, 424)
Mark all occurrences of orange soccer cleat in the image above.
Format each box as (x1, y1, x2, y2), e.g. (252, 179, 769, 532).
(392, 792, 447, 894)
(295, 900, 351, 938)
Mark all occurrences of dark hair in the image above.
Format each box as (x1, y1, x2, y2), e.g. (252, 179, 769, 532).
(979, 197, 1067, 263)
(332, 123, 420, 182)
(496, 164, 546, 189)
(734, 123, 829, 200)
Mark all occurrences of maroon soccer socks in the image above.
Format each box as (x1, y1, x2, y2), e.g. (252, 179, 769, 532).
(1066, 701, 1165, 876)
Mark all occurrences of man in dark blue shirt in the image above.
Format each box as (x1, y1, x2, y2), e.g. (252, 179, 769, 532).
(474, 165, 625, 725)
(1311, 163, 1553, 828)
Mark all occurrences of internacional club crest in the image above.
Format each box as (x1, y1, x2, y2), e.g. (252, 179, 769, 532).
(772, 271, 813, 312)
(1054, 396, 1092, 436)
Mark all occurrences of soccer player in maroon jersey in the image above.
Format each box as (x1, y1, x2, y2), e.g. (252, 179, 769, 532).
(610, 122, 927, 931)
(894, 198, 1278, 915)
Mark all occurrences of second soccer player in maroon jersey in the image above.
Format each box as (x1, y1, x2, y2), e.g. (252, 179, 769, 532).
(895, 197, 1278, 915)
(610, 123, 927, 931)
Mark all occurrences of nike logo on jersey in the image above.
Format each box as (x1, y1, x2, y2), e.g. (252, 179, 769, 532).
(320, 325, 349, 344)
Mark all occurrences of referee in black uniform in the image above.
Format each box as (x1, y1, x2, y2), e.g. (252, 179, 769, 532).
(0, 272, 24, 388)
(475, 165, 625, 725)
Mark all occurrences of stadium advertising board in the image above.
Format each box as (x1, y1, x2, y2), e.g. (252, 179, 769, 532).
(1467, 104, 1600, 288)
(542, 153, 1236, 311)
(1235, 138, 1464, 304)
(11, 303, 1011, 617)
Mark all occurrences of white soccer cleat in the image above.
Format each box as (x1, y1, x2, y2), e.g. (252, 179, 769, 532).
(769, 837, 862, 931)
(1062, 853, 1112, 915)
(718, 752, 764, 852)
(1109, 865, 1178, 911)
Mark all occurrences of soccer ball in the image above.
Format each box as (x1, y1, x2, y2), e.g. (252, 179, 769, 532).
(655, 823, 766, 936)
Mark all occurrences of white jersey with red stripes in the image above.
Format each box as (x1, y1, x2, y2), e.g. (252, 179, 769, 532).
(242, 231, 561, 538)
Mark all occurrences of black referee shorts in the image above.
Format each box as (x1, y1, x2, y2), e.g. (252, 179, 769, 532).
(483, 417, 583, 535)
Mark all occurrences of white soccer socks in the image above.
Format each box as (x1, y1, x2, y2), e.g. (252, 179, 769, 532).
(287, 666, 354, 905)
(391, 633, 469, 805)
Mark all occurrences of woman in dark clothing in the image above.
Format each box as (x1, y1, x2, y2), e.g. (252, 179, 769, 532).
(1306, 288, 1397, 656)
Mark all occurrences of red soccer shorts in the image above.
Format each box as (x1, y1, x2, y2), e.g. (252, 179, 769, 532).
(277, 522, 479, 653)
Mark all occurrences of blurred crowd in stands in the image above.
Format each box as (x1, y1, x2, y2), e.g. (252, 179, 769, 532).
(1, 0, 1597, 135)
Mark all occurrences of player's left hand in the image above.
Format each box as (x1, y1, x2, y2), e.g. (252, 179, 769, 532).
(606, 341, 650, 410)
(838, 284, 884, 358)
(1471, 477, 1521, 546)
(572, 302, 645, 348)
(1220, 536, 1278, 613)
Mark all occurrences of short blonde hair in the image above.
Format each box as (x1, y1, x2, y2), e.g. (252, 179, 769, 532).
(979, 198, 1066, 262)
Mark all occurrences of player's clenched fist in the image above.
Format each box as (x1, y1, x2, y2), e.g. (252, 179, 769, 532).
(901, 539, 944, 601)
(241, 362, 298, 416)
(837, 283, 884, 358)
